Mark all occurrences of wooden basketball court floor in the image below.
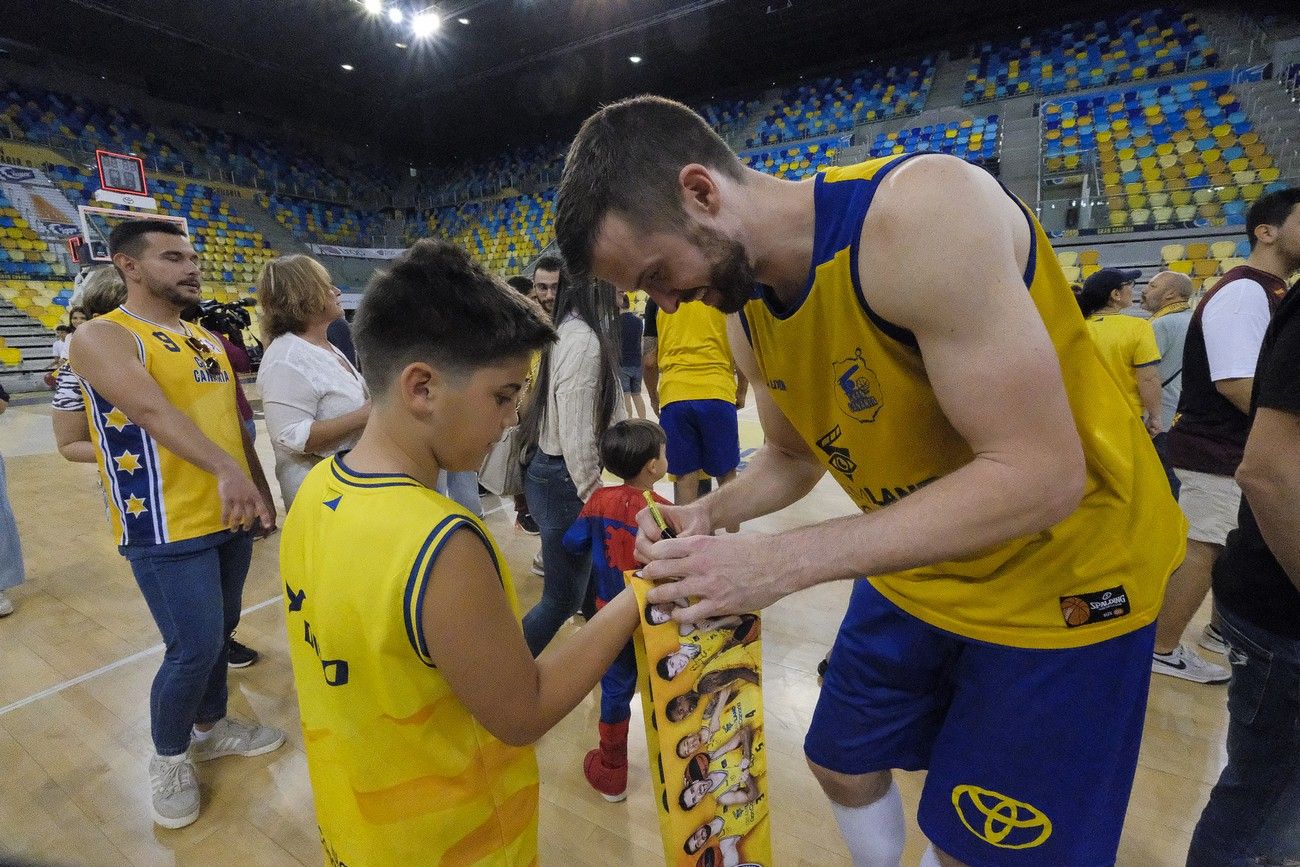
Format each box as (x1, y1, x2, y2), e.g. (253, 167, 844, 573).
(0, 393, 1228, 866)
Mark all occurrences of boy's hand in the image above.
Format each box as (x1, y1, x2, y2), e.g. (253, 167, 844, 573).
(635, 501, 712, 563)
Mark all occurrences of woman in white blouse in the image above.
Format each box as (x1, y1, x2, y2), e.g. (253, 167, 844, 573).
(256, 255, 369, 509)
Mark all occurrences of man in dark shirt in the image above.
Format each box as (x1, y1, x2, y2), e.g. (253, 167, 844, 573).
(1186, 276, 1300, 867)
(1154, 188, 1300, 683)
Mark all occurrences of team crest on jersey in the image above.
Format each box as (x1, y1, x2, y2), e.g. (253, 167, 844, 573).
(832, 349, 883, 423)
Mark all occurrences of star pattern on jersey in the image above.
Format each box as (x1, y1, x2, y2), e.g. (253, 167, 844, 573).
(123, 495, 148, 517)
(113, 450, 142, 475)
(102, 407, 131, 432)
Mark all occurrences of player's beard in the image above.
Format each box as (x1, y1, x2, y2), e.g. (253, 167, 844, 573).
(690, 224, 755, 314)
(145, 273, 199, 309)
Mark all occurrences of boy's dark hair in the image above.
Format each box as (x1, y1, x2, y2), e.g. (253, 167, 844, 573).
(532, 254, 563, 276)
(107, 218, 186, 260)
(55, 325, 71, 334)
(556, 95, 745, 279)
(506, 275, 533, 295)
(600, 418, 666, 480)
(353, 239, 556, 393)
(1246, 187, 1300, 249)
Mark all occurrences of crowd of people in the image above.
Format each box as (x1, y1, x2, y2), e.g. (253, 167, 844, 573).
(0, 95, 1296, 867)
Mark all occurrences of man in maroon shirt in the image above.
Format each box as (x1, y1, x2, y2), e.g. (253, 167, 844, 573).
(1154, 188, 1300, 683)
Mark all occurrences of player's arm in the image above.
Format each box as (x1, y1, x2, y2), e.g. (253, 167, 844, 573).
(635, 315, 825, 563)
(1136, 364, 1163, 435)
(420, 526, 641, 746)
(69, 318, 271, 532)
(238, 402, 277, 535)
(645, 156, 1085, 618)
(642, 336, 660, 412)
(52, 410, 97, 463)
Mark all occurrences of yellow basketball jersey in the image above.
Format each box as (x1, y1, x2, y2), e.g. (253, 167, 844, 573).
(737, 156, 1186, 649)
(78, 307, 248, 546)
(657, 301, 737, 407)
(281, 455, 540, 867)
(1085, 313, 1161, 420)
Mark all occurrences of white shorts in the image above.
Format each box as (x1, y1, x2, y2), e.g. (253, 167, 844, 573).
(1175, 468, 1241, 546)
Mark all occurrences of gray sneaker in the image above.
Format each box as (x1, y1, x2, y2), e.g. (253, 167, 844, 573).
(1152, 644, 1230, 684)
(149, 753, 200, 829)
(190, 717, 286, 762)
(0, 591, 13, 617)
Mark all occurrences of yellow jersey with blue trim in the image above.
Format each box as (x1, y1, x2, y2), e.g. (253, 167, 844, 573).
(736, 156, 1186, 649)
(652, 299, 738, 407)
(281, 455, 540, 867)
(79, 307, 248, 547)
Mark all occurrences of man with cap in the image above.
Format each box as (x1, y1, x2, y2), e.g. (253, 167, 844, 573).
(1142, 271, 1196, 497)
(1075, 268, 1164, 437)
(1154, 190, 1300, 684)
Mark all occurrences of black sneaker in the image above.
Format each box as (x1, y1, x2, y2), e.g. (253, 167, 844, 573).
(228, 638, 259, 669)
(515, 512, 540, 535)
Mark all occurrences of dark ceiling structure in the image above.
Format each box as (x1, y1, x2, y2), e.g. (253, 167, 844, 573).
(0, 0, 1265, 164)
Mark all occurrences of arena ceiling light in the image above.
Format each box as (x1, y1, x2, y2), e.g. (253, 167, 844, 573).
(411, 11, 440, 37)
(363, 0, 383, 14)
(387, 6, 404, 23)
(457, 17, 470, 24)
(341, 63, 355, 70)
(628, 55, 642, 63)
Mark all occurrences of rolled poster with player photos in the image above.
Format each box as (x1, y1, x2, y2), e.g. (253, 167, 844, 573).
(627, 571, 771, 867)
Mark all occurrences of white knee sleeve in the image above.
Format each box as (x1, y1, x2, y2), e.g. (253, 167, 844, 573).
(829, 781, 905, 867)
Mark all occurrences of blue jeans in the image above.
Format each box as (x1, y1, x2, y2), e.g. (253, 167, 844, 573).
(0, 453, 24, 592)
(1188, 606, 1300, 867)
(437, 470, 483, 517)
(521, 452, 592, 655)
(122, 530, 254, 756)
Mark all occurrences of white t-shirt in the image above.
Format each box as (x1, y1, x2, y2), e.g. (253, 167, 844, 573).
(1201, 278, 1272, 382)
(51, 338, 67, 360)
(256, 332, 368, 509)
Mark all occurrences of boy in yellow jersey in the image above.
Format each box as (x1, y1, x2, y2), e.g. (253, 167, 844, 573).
(280, 239, 641, 866)
(555, 96, 1185, 866)
(69, 219, 282, 830)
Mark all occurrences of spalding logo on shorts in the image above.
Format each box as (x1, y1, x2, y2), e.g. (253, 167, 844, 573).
(951, 784, 1053, 849)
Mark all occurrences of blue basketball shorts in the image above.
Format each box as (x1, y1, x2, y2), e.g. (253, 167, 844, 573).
(658, 398, 740, 479)
(805, 580, 1156, 866)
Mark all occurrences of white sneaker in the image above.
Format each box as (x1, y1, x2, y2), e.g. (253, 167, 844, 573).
(531, 552, 544, 576)
(1198, 623, 1228, 656)
(0, 591, 12, 617)
(1152, 644, 1230, 684)
(190, 717, 286, 762)
(149, 752, 200, 829)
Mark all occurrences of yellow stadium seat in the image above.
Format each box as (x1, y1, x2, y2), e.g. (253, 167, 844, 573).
(1079, 250, 1101, 266)
(1168, 259, 1193, 275)
(1160, 244, 1186, 263)
(1057, 251, 1079, 267)
(1210, 241, 1237, 260)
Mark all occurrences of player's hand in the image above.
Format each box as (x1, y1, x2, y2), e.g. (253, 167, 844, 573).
(641, 532, 791, 622)
(218, 466, 271, 533)
(253, 494, 278, 538)
(1145, 416, 1163, 437)
(635, 501, 712, 563)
